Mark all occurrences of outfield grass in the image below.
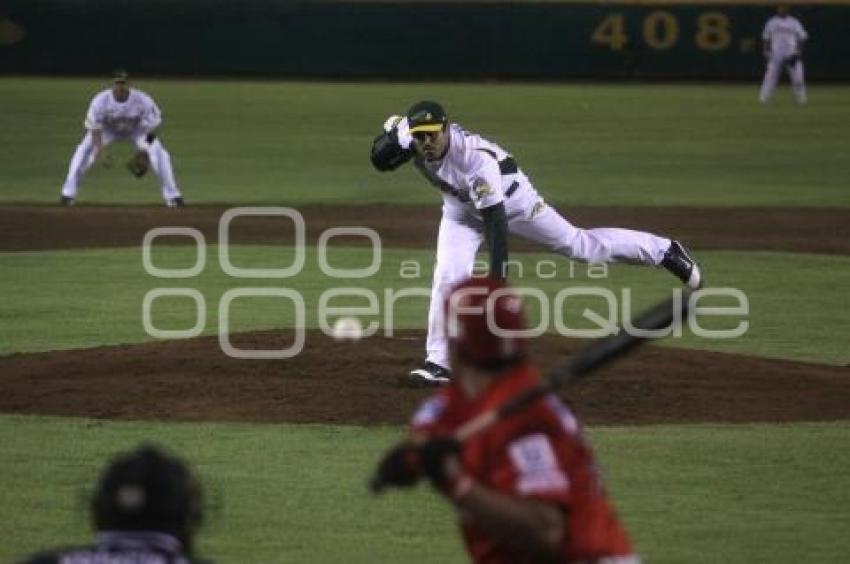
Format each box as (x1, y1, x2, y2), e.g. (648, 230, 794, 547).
(2, 415, 848, 563)
(1, 78, 849, 207)
(1, 245, 847, 364)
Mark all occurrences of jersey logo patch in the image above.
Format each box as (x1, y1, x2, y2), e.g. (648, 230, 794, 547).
(472, 177, 492, 200)
(508, 433, 569, 495)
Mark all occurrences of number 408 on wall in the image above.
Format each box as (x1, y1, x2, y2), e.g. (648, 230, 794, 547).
(592, 11, 732, 52)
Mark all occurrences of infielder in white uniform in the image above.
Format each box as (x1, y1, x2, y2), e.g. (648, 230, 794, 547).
(371, 101, 703, 386)
(759, 6, 808, 104)
(59, 71, 184, 207)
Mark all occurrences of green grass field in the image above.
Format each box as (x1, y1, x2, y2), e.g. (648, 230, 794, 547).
(3, 416, 849, 563)
(1, 78, 848, 562)
(1, 246, 848, 364)
(1, 78, 849, 207)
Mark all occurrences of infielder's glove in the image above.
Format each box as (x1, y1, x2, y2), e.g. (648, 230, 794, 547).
(127, 150, 150, 178)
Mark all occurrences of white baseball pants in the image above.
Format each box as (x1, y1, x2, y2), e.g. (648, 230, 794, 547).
(759, 56, 807, 104)
(60, 129, 182, 201)
(425, 201, 671, 369)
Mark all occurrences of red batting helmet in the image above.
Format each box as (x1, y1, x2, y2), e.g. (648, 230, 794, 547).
(445, 276, 527, 370)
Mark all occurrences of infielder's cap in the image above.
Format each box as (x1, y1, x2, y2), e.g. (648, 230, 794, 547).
(406, 100, 448, 134)
(445, 276, 527, 371)
(112, 69, 129, 83)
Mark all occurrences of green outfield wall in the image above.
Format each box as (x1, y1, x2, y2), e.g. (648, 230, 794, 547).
(1, 1, 848, 79)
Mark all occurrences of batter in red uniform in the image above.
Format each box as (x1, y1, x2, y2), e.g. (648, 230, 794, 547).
(373, 276, 639, 563)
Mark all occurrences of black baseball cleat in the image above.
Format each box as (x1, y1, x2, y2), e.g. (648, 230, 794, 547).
(408, 361, 451, 387)
(59, 195, 75, 207)
(166, 197, 185, 208)
(661, 241, 703, 289)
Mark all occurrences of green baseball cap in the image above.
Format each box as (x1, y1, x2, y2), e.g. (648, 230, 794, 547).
(112, 69, 129, 83)
(406, 100, 448, 134)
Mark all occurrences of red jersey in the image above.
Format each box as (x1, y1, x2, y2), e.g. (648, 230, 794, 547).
(411, 362, 636, 564)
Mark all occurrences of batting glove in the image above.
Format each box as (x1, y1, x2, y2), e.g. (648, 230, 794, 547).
(370, 442, 422, 493)
(419, 436, 466, 497)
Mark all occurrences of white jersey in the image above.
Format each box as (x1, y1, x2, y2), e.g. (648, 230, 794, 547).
(763, 16, 807, 57)
(84, 88, 162, 135)
(413, 123, 533, 218)
(411, 124, 675, 372)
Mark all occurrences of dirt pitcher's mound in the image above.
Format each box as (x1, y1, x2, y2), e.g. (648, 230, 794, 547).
(1, 331, 848, 426)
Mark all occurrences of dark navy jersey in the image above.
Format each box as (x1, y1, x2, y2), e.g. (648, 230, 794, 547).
(20, 531, 205, 564)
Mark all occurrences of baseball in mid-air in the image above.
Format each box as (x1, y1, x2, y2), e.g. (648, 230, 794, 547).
(332, 316, 363, 341)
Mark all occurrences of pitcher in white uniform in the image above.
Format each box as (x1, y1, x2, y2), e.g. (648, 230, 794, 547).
(59, 71, 185, 207)
(371, 101, 702, 386)
(759, 5, 808, 104)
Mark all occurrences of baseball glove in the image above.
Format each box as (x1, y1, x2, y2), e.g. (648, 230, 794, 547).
(127, 150, 150, 178)
(370, 130, 414, 172)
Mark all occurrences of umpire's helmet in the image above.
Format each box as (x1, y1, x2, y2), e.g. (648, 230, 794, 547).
(92, 444, 203, 550)
(445, 277, 528, 371)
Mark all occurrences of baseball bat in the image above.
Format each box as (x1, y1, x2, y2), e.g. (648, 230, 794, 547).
(371, 291, 691, 493)
(454, 290, 691, 442)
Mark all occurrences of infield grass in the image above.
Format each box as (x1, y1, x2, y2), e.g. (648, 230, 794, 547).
(2, 415, 848, 563)
(1, 78, 849, 207)
(0, 245, 848, 364)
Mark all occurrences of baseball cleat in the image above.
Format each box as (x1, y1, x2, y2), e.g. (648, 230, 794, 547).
(59, 196, 75, 207)
(166, 197, 185, 208)
(661, 241, 702, 289)
(408, 361, 451, 387)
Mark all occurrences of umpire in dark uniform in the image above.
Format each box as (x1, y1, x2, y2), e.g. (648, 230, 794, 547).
(20, 444, 207, 564)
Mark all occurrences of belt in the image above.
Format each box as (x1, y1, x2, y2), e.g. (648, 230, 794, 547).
(505, 180, 519, 198)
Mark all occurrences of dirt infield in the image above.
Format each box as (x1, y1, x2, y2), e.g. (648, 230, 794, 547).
(2, 204, 849, 254)
(3, 203, 847, 427)
(1, 330, 848, 426)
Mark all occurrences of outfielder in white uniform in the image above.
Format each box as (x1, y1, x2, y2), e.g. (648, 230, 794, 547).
(759, 6, 808, 104)
(371, 101, 703, 386)
(59, 71, 184, 207)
